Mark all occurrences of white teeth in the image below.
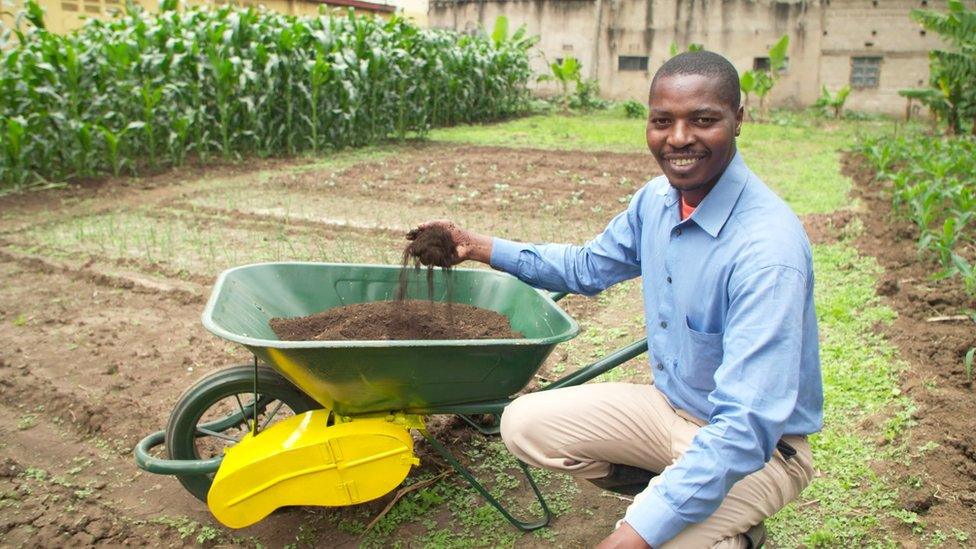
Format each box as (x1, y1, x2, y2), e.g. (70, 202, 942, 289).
(670, 157, 698, 167)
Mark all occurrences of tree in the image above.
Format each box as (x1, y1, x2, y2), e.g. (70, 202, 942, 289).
(898, 0, 976, 135)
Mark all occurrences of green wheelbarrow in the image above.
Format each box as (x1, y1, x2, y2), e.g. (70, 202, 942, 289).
(134, 262, 649, 530)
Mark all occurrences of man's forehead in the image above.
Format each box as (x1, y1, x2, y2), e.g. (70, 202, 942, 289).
(649, 73, 732, 111)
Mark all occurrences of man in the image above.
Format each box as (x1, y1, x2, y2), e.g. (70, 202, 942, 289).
(418, 50, 822, 548)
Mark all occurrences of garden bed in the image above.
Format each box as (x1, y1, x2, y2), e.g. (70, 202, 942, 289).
(847, 153, 976, 542)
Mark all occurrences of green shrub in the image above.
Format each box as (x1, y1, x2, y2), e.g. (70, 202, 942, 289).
(569, 79, 608, 112)
(622, 99, 647, 119)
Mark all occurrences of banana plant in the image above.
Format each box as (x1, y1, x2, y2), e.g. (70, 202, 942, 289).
(815, 85, 851, 118)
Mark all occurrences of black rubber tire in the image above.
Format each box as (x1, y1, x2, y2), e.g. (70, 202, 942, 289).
(164, 364, 320, 502)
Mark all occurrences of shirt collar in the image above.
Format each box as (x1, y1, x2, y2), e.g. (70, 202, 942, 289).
(665, 151, 748, 238)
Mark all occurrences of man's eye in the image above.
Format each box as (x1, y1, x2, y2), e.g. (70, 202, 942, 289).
(695, 117, 717, 125)
(651, 119, 671, 127)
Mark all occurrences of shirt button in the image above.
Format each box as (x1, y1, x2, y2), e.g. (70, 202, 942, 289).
(676, 228, 682, 236)
(660, 321, 668, 329)
(656, 363, 664, 371)
(666, 276, 672, 284)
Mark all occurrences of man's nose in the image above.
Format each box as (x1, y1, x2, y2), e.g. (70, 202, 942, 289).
(667, 120, 694, 149)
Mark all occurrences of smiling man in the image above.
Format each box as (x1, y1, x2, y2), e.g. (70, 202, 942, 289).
(417, 50, 822, 548)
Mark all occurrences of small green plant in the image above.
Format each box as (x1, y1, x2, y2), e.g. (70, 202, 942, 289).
(891, 508, 926, 535)
(739, 35, 789, 121)
(17, 414, 37, 430)
(23, 467, 48, 481)
(965, 347, 975, 385)
(815, 85, 852, 119)
(569, 78, 608, 112)
(546, 57, 582, 111)
(623, 99, 648, 119)
(12, 313, 26, 327)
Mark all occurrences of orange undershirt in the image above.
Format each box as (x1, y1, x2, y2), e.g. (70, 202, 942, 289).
(680, 194, 696, 220)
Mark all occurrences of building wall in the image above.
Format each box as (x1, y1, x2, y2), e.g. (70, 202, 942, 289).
(820, 0, 945, 114)
(430, 0, 966, 115)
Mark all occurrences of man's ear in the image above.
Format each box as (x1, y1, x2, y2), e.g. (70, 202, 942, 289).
(734, 106, 744, 136)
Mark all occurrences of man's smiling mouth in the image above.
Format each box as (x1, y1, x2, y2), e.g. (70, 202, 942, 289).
(665, 154, 707, 169)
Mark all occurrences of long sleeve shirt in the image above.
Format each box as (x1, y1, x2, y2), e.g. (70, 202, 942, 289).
(490, 152, 823, 547)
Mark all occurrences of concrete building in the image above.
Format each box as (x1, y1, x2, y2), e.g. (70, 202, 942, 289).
(429, 0, 965, 115)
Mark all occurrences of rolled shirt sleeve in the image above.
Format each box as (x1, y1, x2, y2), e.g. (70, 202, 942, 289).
(624, 264, 808, 547)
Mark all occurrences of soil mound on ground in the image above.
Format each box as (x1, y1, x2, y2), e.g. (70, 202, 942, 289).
(270, 300, 522, 341)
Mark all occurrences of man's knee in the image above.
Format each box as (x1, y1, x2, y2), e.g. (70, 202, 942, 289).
(499, 392, 538, 458)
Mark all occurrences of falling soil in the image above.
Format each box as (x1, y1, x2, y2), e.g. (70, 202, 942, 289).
(398, 225, 458, 301)
(269, 300, 521, 341)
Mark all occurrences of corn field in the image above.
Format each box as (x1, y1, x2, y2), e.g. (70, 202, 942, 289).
(858, 135, 976, 295)
(0, 1, 534, 188)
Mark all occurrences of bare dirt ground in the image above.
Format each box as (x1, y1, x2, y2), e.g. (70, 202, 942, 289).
(2, 142, 965, 547)
(843, 155, 976, 542)
(0, 144, 654, 547)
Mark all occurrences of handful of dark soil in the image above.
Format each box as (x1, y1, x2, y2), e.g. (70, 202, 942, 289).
(270, 300, 522, 341)
(399, 225, 458, 300)
(404, 225, 458, 269)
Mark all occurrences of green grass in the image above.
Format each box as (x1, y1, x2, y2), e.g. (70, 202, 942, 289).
(430, 108, 900, 215)
(767, 240, 910, 547)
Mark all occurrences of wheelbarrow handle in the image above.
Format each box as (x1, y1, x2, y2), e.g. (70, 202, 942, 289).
(134, 430, 223, 476)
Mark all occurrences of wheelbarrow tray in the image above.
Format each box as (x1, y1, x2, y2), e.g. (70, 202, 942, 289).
(202, 262, 579, 415)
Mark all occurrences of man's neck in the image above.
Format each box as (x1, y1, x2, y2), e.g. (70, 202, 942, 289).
(679, 147, 737, 207)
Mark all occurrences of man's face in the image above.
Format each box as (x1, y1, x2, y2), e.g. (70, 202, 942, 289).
(646, 73, 744, 195)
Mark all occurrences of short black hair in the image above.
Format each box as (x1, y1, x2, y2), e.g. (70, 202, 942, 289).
(650, 50, 741, 111)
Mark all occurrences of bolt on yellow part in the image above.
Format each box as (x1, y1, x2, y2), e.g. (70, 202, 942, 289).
(207, 409, 421, 528)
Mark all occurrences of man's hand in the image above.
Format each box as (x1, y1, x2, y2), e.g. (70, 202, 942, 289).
(596, 522, 651, 549)
(410, 220, 493, 265)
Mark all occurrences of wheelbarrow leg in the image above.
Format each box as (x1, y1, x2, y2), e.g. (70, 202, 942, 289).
(420, 430, 552, 531)
(456, 413, 501, 436)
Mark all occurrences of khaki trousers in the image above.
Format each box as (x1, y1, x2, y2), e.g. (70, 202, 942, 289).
(500, 383, 814, 548)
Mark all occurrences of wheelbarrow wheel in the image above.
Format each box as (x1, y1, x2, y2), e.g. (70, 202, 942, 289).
(164, 364, 321, 502)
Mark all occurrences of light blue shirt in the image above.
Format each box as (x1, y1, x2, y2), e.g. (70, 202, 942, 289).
(490, 152, 823, 547)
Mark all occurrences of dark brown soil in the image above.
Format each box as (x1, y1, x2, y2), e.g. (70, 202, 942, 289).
(846, 152, 976, 542)
(399, 225, 458, 300)
(269, 300, 522, 341)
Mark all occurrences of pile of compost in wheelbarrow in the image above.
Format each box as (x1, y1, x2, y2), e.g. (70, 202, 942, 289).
(270, 300, 521, 340)
(270, 225, 523, 341)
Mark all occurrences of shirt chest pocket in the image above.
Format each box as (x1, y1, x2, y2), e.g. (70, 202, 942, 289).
(677, 316, 724, 391)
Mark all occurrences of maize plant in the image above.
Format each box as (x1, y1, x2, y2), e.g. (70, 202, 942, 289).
(0, 2, 535, 189)
(856, 135, 976, 296)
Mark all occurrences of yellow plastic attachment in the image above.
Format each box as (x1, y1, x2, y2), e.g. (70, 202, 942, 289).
(207, 409, 421, 528)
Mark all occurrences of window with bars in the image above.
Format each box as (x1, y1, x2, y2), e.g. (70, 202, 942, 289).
(850, 56, 882, 88)
(618, 56, 649, 72)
